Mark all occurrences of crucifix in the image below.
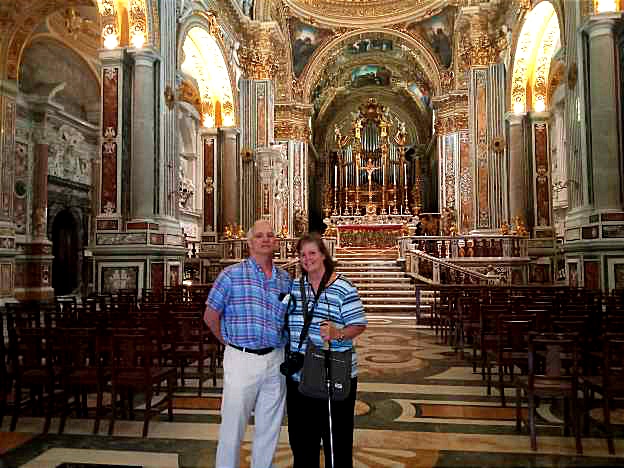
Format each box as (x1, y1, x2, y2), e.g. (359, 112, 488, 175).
(364, 157, 380, 213)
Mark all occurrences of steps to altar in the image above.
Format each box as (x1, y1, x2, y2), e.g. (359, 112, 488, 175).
(334, 247, 434, 319)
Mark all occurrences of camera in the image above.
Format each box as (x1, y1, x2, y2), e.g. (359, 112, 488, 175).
(280, 351, 304, 376)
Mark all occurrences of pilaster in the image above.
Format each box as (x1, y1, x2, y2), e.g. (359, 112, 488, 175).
(14, 123, 54, 301)
(0, 80, 17, 302)
(433, 92, 469, 233)
(275, 102, 312, 236)
(469, 63, 509, 232)
(218, 127, 241, 233)
(528, 112, 553, 238)
(238, 21, 280, 230)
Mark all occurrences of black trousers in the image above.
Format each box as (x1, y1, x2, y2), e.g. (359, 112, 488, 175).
(286, 376, 358, 468)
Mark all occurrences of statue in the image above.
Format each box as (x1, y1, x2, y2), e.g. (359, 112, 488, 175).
(294, 210, 309, 236)
(500, 220, 510, 235)
(279, 224, 288, 239)
(514, 216, 529, 236)
(237, 224, 245, 239)
(224, 224, 233, 240)
(323, 218, 337, 237)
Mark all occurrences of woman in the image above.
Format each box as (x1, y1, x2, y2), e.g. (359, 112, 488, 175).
(285, 233, 367, 468)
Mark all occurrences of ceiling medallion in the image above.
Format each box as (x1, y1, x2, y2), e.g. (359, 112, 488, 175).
(284, 0, 448, 28)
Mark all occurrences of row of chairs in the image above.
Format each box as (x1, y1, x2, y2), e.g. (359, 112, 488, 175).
(422, 286, 624, 455)
(1, 299, 221, 436)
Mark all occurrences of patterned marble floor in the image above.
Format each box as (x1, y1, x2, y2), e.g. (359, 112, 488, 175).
(1, 315, 623, 467)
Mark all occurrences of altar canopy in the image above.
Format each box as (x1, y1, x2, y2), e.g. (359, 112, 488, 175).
(328, 98, 423, 218)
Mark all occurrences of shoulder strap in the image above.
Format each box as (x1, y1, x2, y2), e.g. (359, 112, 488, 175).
(296, 272, 329, 352)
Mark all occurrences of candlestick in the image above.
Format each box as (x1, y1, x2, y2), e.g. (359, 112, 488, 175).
(404, 163, 407, 186)
(393, 165, 396, 186)
(334, 164, 337, 189)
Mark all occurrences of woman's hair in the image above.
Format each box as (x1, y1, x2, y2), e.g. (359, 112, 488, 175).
(296, 232, 335, 276)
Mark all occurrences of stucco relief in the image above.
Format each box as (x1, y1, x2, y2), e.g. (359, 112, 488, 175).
(48, 124, 93, 185)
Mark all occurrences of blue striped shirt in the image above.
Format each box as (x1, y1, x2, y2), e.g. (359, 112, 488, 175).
(205, 258, 292, 349)
(286, 275, 367, 381)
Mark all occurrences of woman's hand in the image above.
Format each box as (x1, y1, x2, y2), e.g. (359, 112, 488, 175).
(320, 321, 340, 342)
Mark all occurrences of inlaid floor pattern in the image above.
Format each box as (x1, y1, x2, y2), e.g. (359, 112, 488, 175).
(2, 315, 623, 467)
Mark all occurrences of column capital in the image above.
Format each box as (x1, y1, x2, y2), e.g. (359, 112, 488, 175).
(528, 111, 552, 122)
(239, 22, 280, 80)
(583, 12, 624, 37)
(129, 47, 161, 66)
(505, 111, 527, 125)
(99, 48, 127, 65)
(218, 127, 240, 138)
(200, 127, 218, 139)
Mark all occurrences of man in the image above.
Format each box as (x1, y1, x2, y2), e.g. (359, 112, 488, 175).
(205, 219, 292, 468)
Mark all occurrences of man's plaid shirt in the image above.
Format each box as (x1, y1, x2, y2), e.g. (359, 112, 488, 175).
(205, 257, 292, 349)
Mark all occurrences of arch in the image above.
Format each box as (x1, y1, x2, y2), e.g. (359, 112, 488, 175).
(509, 0, 562, 113)
(300, 28, 442, 104)
(177, 15, 238, 128)
(2, 0, 97, 81)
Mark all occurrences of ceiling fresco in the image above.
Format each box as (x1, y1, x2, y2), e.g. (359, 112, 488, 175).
(283, 0, 448, 28)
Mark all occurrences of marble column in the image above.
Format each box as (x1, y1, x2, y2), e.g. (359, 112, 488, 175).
(0, 80, 17, 301)
(218, 127, 240, 232)
(584, 13, 624, 211)
(14, 124, 54, 301)
(130, 49, 159, 221)
(506, 112, 531, 228)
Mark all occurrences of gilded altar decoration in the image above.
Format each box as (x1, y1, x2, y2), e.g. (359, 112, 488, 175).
(513, 216, 529, 236)
(278, 224, 288, 238)
(224, 224, 233, 239)
(237, 224, 246, 239)
(499, 221, 510, 235)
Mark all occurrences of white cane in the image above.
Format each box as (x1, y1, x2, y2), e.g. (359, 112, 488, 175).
(324, 339, 335, 468)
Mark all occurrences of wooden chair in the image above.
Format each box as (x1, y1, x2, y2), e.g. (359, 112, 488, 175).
(108, 331, 176, 437)
(58, 328, 110, 434)
(487, 314, 534, 406)
(582, 333, 624, 454)
(169, 313, 217, 395)
(8, 323, 64, 433)
(0, 310, 12, 428)
(514, 332, 583, 454)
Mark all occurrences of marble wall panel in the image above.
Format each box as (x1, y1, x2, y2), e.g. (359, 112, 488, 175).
(101, 67, 119, 214)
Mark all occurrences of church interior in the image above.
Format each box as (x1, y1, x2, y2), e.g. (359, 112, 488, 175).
(2, 0, 624, 466)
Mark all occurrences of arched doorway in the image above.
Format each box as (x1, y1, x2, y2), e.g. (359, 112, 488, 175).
(52, 209, 80, 296)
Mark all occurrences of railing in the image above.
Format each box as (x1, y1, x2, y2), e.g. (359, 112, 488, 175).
(398, 235, 529, 260)
(406, 248, 502, 285)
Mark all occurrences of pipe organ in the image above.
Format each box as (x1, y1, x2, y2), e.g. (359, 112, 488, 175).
(324, 98, 420, 219)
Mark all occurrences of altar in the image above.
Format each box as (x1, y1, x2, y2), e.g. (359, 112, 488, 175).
(337, 223, 404, 248)
(329, 213, 414, 248)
